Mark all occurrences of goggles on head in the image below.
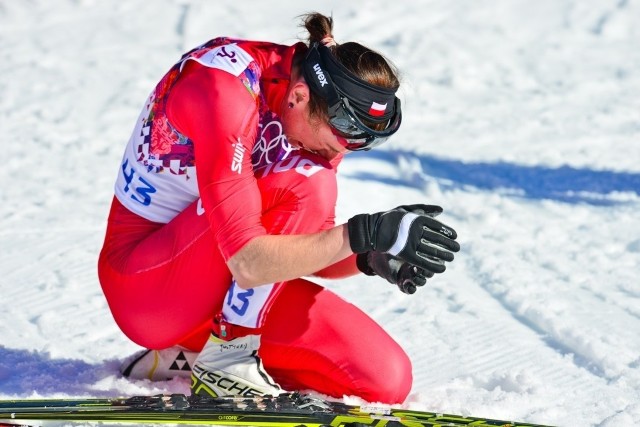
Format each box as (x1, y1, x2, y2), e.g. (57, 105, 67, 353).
(302, 42, 402, 151)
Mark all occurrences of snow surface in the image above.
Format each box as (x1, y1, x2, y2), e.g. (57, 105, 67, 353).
(1, 1, 639, 426)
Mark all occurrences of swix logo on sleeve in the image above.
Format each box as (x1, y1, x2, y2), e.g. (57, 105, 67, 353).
(313, 63, 328, 87)
(231, 140, 246, 174)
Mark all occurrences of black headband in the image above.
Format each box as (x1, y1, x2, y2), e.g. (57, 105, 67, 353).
(302, 42, 399, 124)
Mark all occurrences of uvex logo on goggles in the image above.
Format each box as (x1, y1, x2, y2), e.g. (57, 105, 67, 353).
(302, 42, 402, 151)
(312, 63, 328, 87)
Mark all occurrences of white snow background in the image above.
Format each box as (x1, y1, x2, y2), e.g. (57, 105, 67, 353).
(1, 1, 639, 426)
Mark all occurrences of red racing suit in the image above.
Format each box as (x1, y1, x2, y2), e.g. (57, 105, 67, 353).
(98, 38, 411, 403)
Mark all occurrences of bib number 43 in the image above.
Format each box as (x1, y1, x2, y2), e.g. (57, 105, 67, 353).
(121, 158, 157, 206)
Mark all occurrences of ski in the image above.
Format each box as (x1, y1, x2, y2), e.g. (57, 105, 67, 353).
(0, 392, 554, 427)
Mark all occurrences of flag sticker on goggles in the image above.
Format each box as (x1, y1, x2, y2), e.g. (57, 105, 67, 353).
(368, 101, 388, 117)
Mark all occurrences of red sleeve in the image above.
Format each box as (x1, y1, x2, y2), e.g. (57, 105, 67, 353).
(166, 62, 265, 260)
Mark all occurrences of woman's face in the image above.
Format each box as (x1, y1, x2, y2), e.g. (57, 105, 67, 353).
(281, 79, 349, 160)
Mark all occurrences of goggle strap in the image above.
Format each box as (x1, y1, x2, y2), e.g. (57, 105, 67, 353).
(303, 43, 342, 109)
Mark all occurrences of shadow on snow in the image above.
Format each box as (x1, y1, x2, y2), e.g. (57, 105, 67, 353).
(344, 149, 640, 206)
(0, 346, 114, 396)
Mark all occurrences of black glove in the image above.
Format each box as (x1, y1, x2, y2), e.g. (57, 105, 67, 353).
(348, 204, 460, 274)
(357, 251, 434, 295)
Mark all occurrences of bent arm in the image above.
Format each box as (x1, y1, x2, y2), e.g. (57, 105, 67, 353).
(228, 225, 353, 288)
(167, 62, 357, 288)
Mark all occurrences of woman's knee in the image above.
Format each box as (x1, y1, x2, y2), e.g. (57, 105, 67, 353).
(358, 346, 413, 403)
(262, 282, 413, 403)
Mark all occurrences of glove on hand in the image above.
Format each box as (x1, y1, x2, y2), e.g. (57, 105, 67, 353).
(348, 204, 460, 274)
(357, 251, 434, 295)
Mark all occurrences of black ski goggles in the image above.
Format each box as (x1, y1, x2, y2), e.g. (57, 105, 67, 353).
(302, 43, 402, 151)
(328, 96, 402, 151)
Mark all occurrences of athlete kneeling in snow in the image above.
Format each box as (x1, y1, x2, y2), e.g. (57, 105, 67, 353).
(98, 12, 460, 404)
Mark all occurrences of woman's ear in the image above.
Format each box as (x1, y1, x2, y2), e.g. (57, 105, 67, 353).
(287, 80, 310, 108)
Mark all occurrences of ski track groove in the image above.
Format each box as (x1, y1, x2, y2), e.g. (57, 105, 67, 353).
(479, 282, 604, 381)
(355, 253, 619, 399)
(468, 251, 640, 389)
(439, 311, 591, 389)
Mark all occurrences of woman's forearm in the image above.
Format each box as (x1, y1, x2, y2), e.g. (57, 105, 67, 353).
(227, 224, 352, 288)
